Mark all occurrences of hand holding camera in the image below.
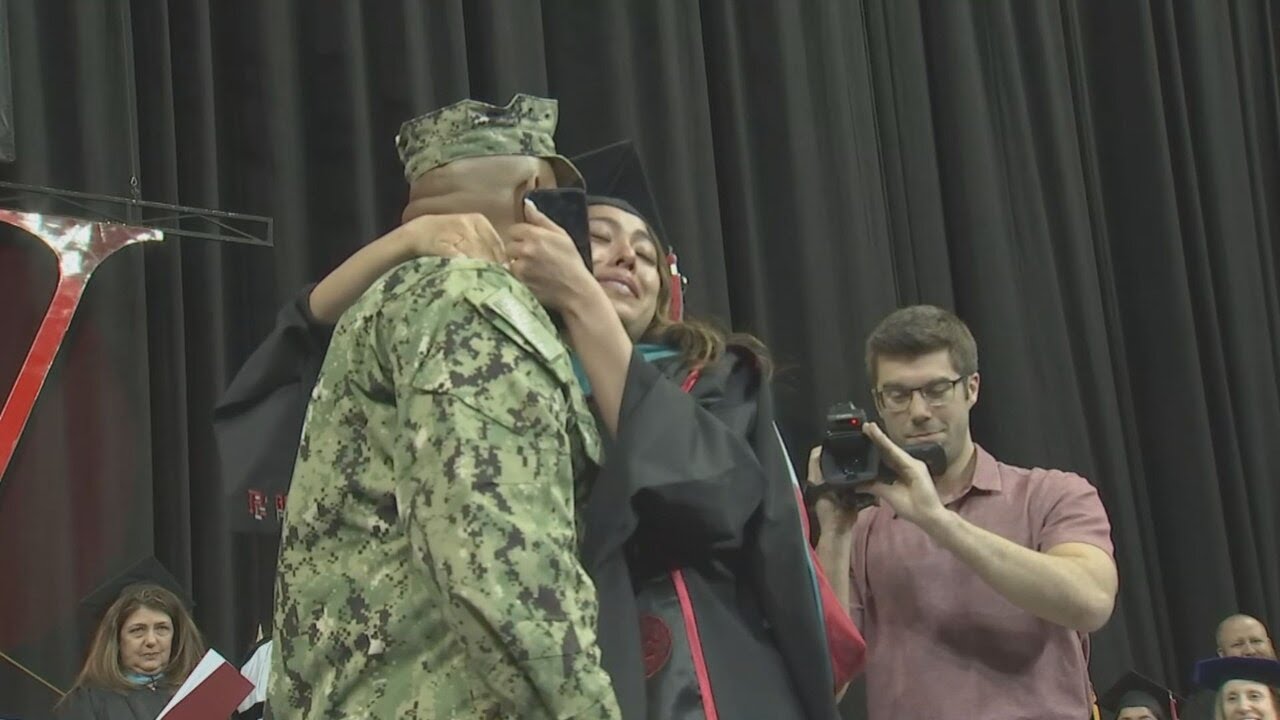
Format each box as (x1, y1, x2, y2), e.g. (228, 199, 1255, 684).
(806, 402, 949, 526)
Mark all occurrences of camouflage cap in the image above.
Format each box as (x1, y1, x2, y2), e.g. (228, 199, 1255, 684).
(396, 93, 583, 187)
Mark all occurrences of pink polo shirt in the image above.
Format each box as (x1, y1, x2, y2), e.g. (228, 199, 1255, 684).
(850, 445, 1113, 720)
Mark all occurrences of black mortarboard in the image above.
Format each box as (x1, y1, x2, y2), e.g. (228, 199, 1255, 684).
(571, 140, 667, 247)
(1195, 656, 1280, 691)
(572, 140, 689, 321)
(1099, 671, 1180, 719)
(78, 556, 192, 645)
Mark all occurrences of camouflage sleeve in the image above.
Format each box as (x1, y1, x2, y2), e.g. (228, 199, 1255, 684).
(383, 260, 621, 719)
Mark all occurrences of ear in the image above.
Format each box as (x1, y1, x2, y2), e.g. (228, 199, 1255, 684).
(515, 169, 545, 199)
(966, 372, 980, 407)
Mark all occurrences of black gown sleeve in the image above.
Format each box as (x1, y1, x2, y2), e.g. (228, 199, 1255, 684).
(52, 688, 98, 720)
(592, 347, 768, 566)
(52, 686, 176, 720)
(213, 285, 333, 534)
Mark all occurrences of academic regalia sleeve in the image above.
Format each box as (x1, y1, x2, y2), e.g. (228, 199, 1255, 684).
(213, 285, 333, 534)
(610, 348, 766, 560)
(1181, 688, 1216, 720)
(52, 688, 96, 720)
(585, 346, 842, 719)
(749, 390, 842, 718)
(792, 487, 867, 690)
(53, 686, 175, 720)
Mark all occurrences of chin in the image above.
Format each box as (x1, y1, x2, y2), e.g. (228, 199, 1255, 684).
(134, 659, 166, 673)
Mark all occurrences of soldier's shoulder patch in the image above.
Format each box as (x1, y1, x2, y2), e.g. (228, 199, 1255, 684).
(460, 278, 560, 366)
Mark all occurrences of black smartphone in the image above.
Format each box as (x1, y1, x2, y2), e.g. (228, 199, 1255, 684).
(525, 188, 593, 270)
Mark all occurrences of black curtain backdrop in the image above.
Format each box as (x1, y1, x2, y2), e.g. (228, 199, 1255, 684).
(1, 2, 1277, 718)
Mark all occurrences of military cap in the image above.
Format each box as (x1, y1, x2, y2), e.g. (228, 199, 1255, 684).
(396, 93, 582, 187)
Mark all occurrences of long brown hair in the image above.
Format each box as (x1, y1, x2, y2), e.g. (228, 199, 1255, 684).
(639, 236, 770, 376)
(65, 583, 205, 696)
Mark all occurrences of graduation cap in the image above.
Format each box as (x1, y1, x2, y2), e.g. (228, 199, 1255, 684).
(78, 556, 193, 646)
(571, 140, 687, 321)
(573, 140, 666, 245)
(1099, 671, 1181, 720)
(1194, 656, 1280, 691)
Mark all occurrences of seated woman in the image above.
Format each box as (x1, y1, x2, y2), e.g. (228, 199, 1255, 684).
(56, 560, 206, 720)
(1194, 655, 1280, 720)
(506, 140, 862, 718)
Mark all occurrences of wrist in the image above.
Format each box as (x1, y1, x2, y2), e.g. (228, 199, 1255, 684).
(816, 505, 859, 536)
(816, 522, 856, 550)
(560, 280, 611, 328)
(918, 507, 960, 540)
(381, 225, 419, 264)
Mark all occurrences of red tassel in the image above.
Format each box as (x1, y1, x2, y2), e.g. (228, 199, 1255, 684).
(667, 251, 685, 322)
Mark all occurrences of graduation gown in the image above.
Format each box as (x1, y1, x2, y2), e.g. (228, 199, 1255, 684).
(582, 347, 840, 720)
(1181, 688, 1216, 720)
(215, 291, 853, 719)
(214, 285, 331, 536)
(54, 685, 175, 720)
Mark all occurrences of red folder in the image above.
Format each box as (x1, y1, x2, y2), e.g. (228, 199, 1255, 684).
(156, 649, 255, 720)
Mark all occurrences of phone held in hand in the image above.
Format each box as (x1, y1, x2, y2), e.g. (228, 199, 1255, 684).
(524, 188, 593, 270)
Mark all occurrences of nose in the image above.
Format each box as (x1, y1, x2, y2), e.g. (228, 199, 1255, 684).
(605, 239, 636, 269)
(907, 390, 933, 422)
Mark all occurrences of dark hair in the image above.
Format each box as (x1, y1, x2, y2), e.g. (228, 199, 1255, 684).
(64, 584, 205, 696)
(634, 220, 770, 375)
(864, 305, 978, 385)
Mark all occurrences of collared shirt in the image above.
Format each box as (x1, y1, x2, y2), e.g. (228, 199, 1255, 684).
(850, 445, 1114, 720)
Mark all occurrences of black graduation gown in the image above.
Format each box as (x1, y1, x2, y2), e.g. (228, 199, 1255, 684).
(53, 686, 174, 720)
(215, 293, 838, 719)
(1180, 688, 1215, 720)
(214, 285, 330, 536)
(582, 347, 838, 720)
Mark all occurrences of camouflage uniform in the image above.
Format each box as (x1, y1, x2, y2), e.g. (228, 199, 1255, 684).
(268, 96, 621, 720)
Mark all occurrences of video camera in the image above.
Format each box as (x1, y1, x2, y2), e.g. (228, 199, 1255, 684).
(813, 402, 948, 509)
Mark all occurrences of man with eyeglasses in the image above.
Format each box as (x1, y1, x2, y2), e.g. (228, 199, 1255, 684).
(808, 305, 1117, 720)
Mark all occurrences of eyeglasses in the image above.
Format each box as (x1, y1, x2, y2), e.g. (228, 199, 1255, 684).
(874, 376, 968, 413)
